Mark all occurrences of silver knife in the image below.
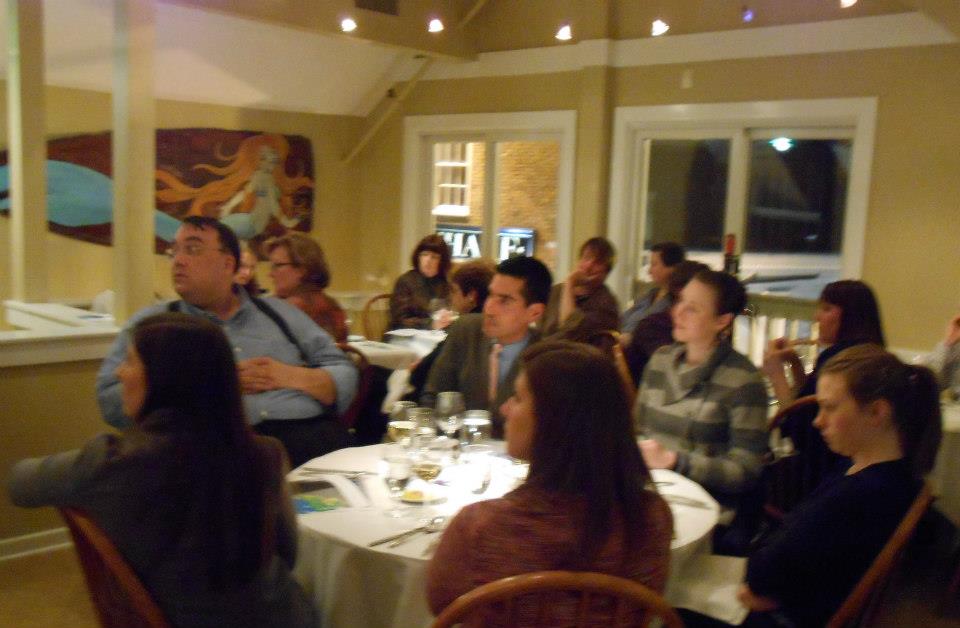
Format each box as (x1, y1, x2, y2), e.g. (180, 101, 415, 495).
(368, 525, 427, 547)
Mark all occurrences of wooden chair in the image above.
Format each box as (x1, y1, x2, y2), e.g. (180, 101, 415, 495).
(361, 292, 392, 341)
(763, 394, 839, 521)
(430, 570, 683, 628)
(827, 481, 934, 627)
(59, 507, 170, 628)
(337, 343, 372, 429)
(586, 330, 637, 409)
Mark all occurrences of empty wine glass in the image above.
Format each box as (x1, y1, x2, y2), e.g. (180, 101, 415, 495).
(460, 410, 492, 445)
(380, 454, 412, 518)
(435, 391, 465, 441)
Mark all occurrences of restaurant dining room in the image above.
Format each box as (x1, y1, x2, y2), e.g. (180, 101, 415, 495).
(2, 0, 960, 626)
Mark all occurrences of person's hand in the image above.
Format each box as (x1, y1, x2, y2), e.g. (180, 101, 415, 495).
(945, 314, 960, 346)
(638, 439, 677, 470)
(762, 337, 796, 377)
(737, 584, 779, 612)
(238, 357, 296, 394)
(432, 309, 454, 330)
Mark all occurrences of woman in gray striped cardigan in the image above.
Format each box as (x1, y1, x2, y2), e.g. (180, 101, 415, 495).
(635, 269, 769, 506)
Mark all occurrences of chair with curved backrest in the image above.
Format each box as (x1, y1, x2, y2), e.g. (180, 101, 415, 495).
(763, 394, 842, 521)
(430, 570, 684, 628)
(337, 343, 372, 430)
(361, 293, 393, 341)
(827, 481, 934, 627)
(59, 507, 170, 628)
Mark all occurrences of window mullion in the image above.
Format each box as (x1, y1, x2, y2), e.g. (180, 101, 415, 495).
(723, 130, 751, 256)
(483, 140, 498, 260)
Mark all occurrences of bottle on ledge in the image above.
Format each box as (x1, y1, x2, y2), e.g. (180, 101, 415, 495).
(723, 233, 740, 278)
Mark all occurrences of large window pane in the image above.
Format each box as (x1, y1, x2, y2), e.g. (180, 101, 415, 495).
(746, 139, 850, 254)
(644, 139, 729, 252)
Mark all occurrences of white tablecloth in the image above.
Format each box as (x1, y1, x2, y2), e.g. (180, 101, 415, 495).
(291, 443, 720, 628)
(348, 329, 446, 371)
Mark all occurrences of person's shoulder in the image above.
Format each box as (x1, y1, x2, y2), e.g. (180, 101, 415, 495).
(648, 343, 680, 366)
(124, 302, 171, 327)
(718, 345, 763, 377)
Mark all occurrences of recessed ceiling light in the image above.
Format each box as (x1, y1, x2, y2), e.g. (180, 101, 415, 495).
(840, 0, 858, 7)
(742, 7, 755, 22)
(428, 18, 444, 33)
(555, 23, 572, 41)
(340, 17, 357, 33)
(651, 19, 670, 37)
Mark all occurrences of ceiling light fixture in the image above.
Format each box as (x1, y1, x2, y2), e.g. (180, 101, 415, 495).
(428, 18, 444, 33)
(742, 7, 754, 23)
(840, 0, 858, 7)
(340, 17, 357, 33)
(555, 23, 572, 41)
(651, 19, 670, 37)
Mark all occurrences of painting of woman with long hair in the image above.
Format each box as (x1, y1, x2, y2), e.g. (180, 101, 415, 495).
(156, 133, 314, 242)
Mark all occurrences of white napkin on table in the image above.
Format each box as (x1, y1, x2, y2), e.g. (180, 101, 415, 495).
(669, 554, 750, 625)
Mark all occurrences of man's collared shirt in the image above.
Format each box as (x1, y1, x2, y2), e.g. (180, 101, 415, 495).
(495, 334, 532, 385)
(96, 290, 357, 429)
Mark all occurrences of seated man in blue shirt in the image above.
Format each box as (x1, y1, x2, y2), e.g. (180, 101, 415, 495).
(96, 216, 358, 467)
(421, 256, 552, 438)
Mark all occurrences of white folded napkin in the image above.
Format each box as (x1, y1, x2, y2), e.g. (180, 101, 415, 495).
(669, 554, 749, 625)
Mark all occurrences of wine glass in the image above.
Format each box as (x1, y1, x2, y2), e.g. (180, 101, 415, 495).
(434, 391, 465, 441)
(406, 407, 437, 450)
(387, 401, 417, 449)
(461, 444, 493, 494)
(380, 454, 413, 518)
(429, 298, 458, 329)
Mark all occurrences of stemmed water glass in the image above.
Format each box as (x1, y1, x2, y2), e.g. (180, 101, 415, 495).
(406, 407, 438, 450)
(434, 391, 465, 442)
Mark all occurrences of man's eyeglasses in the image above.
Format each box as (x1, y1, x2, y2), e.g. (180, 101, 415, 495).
(165, 243, 227, 258)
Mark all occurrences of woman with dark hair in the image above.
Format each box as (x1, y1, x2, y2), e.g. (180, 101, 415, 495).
(635, 270, 769, 504)
(683, 345, 942, 628)
(389, 234, 452, 330)
(427, 341, 672, 625)
(8, 313, 314, 628)
(621, 241, 686, 342)
(763, 279, 885, 408)
(266, 232, 347, 342)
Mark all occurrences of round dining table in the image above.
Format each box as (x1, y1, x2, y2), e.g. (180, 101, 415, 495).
(291, 442, 720, 628)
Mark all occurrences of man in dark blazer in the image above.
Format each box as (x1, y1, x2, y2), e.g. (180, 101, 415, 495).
(422, 256, 552, 437)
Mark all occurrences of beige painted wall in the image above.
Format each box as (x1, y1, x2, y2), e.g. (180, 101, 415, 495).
(0, 84, 364, 304)
(0, 361, 106, 539)
(354, 44, 960, 351)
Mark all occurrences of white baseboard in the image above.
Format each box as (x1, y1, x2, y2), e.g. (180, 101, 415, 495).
(0, 527, 72, 562)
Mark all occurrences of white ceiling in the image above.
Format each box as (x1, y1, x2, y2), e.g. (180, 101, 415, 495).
(0, 2, 954, 119)
(0, 0, 412, 117)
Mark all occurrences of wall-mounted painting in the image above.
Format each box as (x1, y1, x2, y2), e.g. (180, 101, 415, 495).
(0, 129, 314, 253)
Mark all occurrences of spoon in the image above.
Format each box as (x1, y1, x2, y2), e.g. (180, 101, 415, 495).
(388, 516, 447, 548)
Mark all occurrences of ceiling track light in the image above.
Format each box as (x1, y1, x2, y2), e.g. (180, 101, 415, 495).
(742, 7, 755, 23)
(428, 18, 444, 33)
(555, 23, 573, 41)
(651, 19, 669, 37)
(840, 0, 858, 7)
(340, 16, 357, 33)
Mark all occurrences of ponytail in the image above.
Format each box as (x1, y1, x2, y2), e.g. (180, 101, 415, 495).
(821, 344, 943, 478)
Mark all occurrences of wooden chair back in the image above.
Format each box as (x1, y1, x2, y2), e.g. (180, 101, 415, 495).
(764, 394, 836, 520)
(59, 507, 170, 628)
(430, 570, 683, 628)
(337, 343, 372, 429)
(361, 292, 393, 341)
(827, 481, 934, 627)
(586, 330, 637, 409)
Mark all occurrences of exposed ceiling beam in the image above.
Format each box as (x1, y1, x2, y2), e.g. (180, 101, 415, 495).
(159, 0, 478, 60)
(902, 0, 960, 37)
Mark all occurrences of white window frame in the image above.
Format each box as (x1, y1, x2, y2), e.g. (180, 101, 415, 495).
(402, 111, 577, 273)
(606, 98, 877, 303)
